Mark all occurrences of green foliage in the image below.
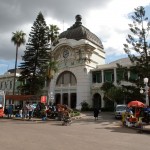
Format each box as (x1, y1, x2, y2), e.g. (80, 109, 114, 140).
(11, 30, 26, 94)
(11, 31, 26, 47)
(101, 82, 115, 92)
(123, 6, 150, 85)
(70, 111, 80, 117)
(19, 12, 50, 95)
(47, 24, 60, 46)
(81, 101, 90, 111)
(102, 96, 114, 112)
(106, 87, 124, 104)
(101, 82, 127, 104)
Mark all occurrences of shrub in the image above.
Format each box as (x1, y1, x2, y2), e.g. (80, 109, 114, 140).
(70, 111, 80, 117)
(81, 101, 90, 111)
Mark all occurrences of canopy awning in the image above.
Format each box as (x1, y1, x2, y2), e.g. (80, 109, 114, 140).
(5, 95, 40, 101)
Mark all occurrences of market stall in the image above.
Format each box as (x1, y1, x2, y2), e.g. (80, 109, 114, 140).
(122, 100, 145, 128)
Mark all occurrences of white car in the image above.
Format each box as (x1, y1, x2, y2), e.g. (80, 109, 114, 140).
(114, 105, 127, 119)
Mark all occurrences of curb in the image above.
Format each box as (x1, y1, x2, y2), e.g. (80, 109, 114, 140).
(11, 114, 84, 122)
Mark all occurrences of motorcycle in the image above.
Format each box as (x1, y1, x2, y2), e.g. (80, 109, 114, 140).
(62, 115, 72, 126)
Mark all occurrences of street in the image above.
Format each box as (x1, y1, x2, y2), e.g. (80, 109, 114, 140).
(0, 112, 149, 150)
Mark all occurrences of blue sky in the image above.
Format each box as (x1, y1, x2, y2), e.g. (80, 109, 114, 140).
(0, 0, 150, 75)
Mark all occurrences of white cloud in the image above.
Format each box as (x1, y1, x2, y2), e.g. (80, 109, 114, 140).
(84, 0, 150, 60)
(0, 0, 150, 74)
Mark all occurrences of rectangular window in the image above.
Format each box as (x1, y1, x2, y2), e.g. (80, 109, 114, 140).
(92, 71, 101, 83)
(104, 70, 114, 82)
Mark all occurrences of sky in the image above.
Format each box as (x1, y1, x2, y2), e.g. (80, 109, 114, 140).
(0, 0, 150, 75)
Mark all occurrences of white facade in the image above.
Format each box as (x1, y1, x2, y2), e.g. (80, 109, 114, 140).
(0, 15, 135, 109)
(49, 37, 105, 109)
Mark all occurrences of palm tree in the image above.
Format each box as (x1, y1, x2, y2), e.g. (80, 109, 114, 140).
(11, 30, 26, 95)
(46, 24, 60, 104)
(46, 58, 58, 104)
(47, 59, 58, 81)
(47, 24, 60, 46)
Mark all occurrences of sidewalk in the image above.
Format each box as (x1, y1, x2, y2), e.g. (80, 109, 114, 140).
(9, 112, 87, 122)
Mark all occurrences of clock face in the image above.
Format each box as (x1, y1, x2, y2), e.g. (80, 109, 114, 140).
(63, 49, 69, 58)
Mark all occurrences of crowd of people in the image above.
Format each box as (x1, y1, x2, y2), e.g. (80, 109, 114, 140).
(7, 102, 35, 119)
(6, 102, 72, 122)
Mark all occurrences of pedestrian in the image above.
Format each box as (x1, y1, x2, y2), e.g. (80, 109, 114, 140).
(93, 107, 99, 121)
(45, 103, 49, 118)
(22, 103, 28, 119)
(19, 108, 23, 118)
(28, 103, 33, 119)
(8, 104, 13, 118)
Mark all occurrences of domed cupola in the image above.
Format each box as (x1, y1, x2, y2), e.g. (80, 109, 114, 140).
(59, 15, 103, 48)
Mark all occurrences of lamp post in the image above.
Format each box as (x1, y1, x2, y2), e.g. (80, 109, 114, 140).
(140, 77, 149, 106)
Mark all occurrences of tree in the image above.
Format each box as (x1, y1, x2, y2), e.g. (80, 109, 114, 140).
(19, 12, 50, 95)
(101, 82, 115, 93)
(120, 6, 150, 103)
(101, 82, 124, 104)
(46, 24, 60, 103)
(11, 30, 26, 95)
(123, 6, 150, 84)
(47, 24, 60, 46)
(46, 24, 60, 80)
(106, 87, 124, 104)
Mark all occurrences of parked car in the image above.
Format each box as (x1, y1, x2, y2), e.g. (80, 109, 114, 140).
(114, 105, 127, 119)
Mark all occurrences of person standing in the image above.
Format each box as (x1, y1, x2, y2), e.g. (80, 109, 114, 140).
(22, 103, 28, 119)
(28, 103, 33, 119)
(93, 107, 99, 121)
(19, 108, 23, 118)
(8, 104, 13, 118)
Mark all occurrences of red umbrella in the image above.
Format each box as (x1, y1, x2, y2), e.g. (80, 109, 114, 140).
(127, 100, 145, 108)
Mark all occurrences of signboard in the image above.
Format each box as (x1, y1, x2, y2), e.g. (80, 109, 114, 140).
(41, 96, 47, 103)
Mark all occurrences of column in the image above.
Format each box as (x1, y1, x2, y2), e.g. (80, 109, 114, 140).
(60, 84, 63, 104)
(114, 68, 117, 85)
(101, 94, 105, 108)
(127, 67, 130, 80)
(101, 70, 104, 83)
(68, 84, 71, 107)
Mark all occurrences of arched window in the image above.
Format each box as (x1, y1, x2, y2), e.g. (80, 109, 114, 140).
(56, 71, 77, 86)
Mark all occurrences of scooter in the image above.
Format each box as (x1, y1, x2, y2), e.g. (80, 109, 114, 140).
(62, 115, 72, 126)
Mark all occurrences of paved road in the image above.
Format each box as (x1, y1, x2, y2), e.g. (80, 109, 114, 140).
(0, 112, 149, 150)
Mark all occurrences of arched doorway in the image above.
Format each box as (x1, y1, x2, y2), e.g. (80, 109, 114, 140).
(93, 93, 101, 108)
(55, 71, 77, 107)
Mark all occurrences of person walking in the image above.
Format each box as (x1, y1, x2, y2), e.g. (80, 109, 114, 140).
(93, 107, 99, 121)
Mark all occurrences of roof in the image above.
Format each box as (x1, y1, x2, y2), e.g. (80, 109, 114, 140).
(59, 15, 103, 48)
(93, 57, 133, 71)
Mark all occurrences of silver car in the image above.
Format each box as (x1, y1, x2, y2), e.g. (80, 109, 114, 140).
(115, 105, 127, 119)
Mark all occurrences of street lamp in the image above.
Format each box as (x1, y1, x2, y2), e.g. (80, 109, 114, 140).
(140, 77, 149, 106)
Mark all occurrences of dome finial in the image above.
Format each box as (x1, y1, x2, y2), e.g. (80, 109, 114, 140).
(75, 15, 82, 22)
(74, 14, 82, 27)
